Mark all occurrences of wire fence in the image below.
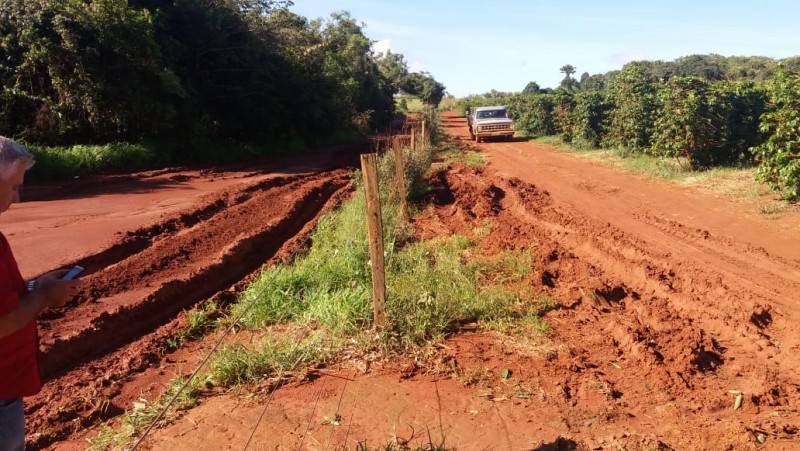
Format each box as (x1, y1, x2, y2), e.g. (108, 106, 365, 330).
(129, 116, 435, 450)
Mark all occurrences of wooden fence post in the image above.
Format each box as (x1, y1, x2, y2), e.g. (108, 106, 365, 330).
(421, 119, 426, 146)
(392, 138, 409, 221)
(360, 153, 386, 329)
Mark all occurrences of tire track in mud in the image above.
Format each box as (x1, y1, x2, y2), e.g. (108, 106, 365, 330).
(420, 163, 800, 447)
(26, 169, 353, 449)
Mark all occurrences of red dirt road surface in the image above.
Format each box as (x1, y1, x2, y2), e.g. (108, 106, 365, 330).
(6, 113, 800, 450)
(3, 148, 360, 449)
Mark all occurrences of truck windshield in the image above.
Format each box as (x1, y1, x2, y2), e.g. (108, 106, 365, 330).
(477, 109, 507, 119)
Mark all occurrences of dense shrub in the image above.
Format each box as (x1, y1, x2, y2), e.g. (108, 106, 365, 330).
(752, 72, 800, 199)
(652, 77, 766, 169)
(706, 81, 766, 166)
(608, 65, 658, 154)
(506, 94, 556, 137)
(552, 93, 576, 142)
(0, 2, 434, 165)
(567, 91, 612, 148)
(651, 77, 714, 167)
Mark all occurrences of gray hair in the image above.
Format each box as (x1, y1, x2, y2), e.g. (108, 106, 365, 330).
(0, 136, 35, 171)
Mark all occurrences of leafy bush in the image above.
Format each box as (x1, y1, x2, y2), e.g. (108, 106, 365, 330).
(751, 71, 800, 199)
(649, 77, 766, 169)
(609, 65, 658, 154)
(651, 77, 714, 167)
(552, 93, 576, 142)
(705, 81, 766, 166)
(568, 91, 612, 148)
(506, 94, 556, 137)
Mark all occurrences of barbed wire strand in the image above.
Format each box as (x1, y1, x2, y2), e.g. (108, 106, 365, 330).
(295, 380, 327, 451)
(131, 141, 418, 449)
(242, 353, 304, 451)
(131, 182, 353, 450)
(323, 371, 352, 450)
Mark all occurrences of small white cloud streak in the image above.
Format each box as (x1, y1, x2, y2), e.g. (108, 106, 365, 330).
(371, 39, 392, 55)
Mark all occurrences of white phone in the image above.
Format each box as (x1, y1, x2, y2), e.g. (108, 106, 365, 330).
(63, 265, 84, 280)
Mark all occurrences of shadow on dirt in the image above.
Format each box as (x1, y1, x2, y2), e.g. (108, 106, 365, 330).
(532, 437, 581, 450)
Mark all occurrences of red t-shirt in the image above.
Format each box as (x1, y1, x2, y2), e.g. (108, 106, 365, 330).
(0, 232, 42, 398)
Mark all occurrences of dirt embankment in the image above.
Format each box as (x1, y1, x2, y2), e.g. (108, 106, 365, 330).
(1, 148, 362, 449)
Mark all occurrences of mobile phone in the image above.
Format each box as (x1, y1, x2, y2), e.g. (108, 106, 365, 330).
(63, 265, 84, 280)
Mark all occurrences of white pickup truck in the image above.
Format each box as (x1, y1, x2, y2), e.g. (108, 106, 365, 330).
(468, 106, 515, 143)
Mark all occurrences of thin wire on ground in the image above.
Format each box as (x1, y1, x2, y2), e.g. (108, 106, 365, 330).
(131, 184, 353, 450)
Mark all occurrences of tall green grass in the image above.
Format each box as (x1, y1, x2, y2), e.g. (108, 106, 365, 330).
(231, 134, 548, 354)
(26, 142, 162, 182)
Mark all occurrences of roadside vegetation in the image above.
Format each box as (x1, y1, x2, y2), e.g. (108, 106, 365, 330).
(0, 1, 446, 181)
(88, 114, 554, 450)
(458, 55, 800, 201)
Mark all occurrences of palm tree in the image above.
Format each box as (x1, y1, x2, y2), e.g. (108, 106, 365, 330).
(559, 64, 577, 91)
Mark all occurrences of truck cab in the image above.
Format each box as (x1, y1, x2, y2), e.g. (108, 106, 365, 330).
(469, 106, 515, 143)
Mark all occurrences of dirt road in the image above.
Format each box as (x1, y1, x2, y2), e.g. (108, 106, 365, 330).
(139, 114, 800, 450)
(7, 113, 800, 449)
(2, 147, 360, 449)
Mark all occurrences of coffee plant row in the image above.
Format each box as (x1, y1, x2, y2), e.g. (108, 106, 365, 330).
(460, 66, 800, 200)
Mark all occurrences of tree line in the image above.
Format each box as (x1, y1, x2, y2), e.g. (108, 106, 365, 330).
(0, 0, 444, 163)
(460, 55, 800, 200)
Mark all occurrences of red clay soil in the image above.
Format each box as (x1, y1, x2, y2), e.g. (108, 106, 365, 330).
(132, 114, 800, 450)
(1, 146, 362, 449)
(7, 113, 800, 450)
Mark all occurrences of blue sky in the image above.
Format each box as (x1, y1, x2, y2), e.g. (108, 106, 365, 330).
(288, 1, 800, 98)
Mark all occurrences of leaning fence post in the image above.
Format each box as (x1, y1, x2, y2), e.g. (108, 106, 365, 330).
(392, 138, 410, 222)
(360, 153, 387, 329)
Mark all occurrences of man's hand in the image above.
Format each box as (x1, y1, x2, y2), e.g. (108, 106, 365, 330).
(0, 269, 84, 338)
(32, 269, 84, 309)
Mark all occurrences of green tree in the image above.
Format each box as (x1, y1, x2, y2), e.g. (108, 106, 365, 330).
(569, 91, 613, 148)
(376, 50, 409, 95)
(402, 72, 446, 107)
(559, 64, 577, 92)
(0, 0, 179, 143)
(578, 72, 607, 91)
(522, 81, 540, 95)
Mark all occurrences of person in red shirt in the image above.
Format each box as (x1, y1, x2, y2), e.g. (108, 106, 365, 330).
(0, 136, 83, 451)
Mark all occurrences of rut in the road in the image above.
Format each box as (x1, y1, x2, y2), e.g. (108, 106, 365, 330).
(27, 169, 352, 448)
(421, 163, 800, 445)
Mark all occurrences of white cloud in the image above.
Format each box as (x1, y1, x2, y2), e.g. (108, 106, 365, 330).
(371, 39, 392, 55)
